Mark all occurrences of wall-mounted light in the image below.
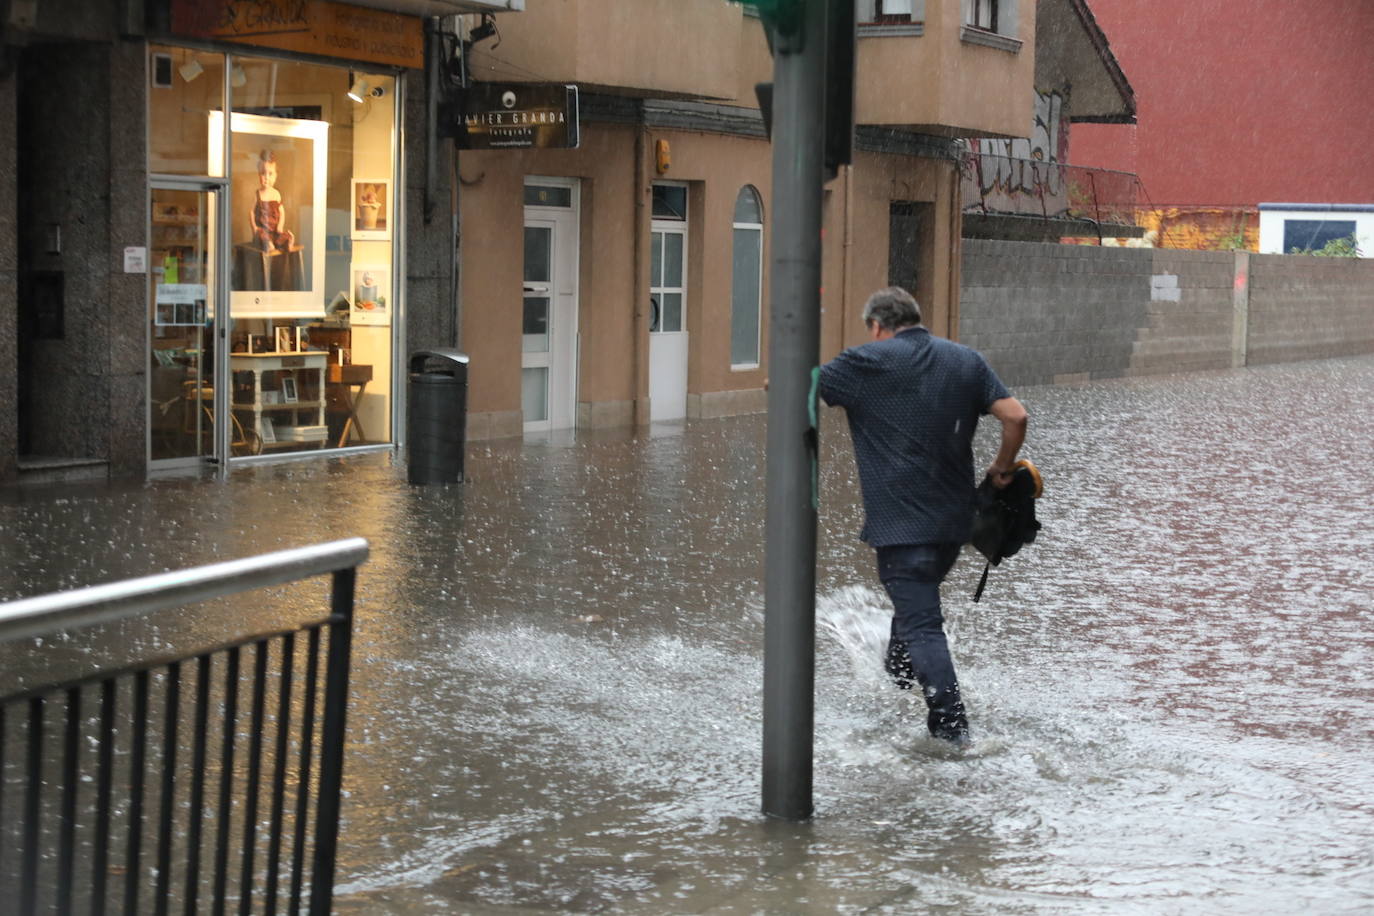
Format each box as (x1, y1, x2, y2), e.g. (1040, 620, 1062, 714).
(347, 76, 369, 103)
(230, 64, 247, 88)
(178, 58, 204, 82)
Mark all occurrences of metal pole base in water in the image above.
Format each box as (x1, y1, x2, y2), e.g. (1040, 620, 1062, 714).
(762, 0, 827, 822)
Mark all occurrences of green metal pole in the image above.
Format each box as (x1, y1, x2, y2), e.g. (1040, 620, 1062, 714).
(762, 0, 827, 822)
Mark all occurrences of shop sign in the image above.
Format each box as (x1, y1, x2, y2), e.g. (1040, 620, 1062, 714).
(451, 83, 580, 150)
(171, 0, 423, 70)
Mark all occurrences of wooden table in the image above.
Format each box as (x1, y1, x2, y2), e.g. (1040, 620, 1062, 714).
(327, 363, 373, 447)
(230, 351, 327, 448)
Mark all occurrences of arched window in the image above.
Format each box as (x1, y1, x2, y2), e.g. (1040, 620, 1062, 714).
(731, 186, 764, 368)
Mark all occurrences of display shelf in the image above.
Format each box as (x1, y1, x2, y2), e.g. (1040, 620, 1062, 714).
(230, 351, 328, 451)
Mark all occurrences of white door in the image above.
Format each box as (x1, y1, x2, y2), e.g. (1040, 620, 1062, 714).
(523, 181, 579, 433)
(649, 219, 688, 421)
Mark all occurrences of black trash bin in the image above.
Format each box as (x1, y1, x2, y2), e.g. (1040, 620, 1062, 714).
(407, 348, 469, 485)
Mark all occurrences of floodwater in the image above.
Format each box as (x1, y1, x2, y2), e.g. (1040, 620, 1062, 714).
(2, 356, 1373, 913)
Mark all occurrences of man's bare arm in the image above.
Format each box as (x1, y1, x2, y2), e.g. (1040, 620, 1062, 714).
(986, 396, 1028, 487)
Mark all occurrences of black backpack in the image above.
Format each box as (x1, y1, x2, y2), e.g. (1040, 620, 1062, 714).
(969, 459, 1042, 602)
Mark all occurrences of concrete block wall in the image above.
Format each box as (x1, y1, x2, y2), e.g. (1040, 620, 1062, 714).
(958, 239, 1151, 387)
(1248, 254, 1374, 366)
(961, 241, 1374, 385)
(1129, 249, 1236, 376)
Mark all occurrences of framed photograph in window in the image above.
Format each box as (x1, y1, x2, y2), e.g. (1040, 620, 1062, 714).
(259, 420, 277, 443)
(210, 111, 328, 320)
(275, 326, 293, 353)
(351, 264, 390, 327)
(351, 179, 391, 240)
(281, 377, 298, 403)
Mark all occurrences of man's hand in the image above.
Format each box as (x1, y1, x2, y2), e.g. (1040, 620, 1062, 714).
(987, 397, 1028, 489)
(986, 464, 1015, 489)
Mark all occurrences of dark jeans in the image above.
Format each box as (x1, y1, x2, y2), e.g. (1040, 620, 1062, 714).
(876, 542, 968, 742)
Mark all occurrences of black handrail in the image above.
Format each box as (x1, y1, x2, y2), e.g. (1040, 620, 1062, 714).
(0, 538, 367, 915)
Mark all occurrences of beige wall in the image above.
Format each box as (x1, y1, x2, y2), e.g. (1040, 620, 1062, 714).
(467, 0, 745, 101)
(835, 153, 961, 350)
(460, 125, 642, 419)
(458, 122, 962, 435)
(473, 3, 1036, 141)
(855, 2, 1034, 138)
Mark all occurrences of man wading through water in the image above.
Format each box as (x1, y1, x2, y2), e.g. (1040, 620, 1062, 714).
(818, 287, 1028, 745)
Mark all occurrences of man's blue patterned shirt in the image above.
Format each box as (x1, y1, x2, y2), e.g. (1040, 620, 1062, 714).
(818, 327, 1010, 547)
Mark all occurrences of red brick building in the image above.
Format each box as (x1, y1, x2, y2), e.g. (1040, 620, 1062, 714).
(1070, 0, 1374, 250)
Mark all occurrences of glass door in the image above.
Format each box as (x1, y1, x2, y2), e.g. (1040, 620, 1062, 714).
(148, 183, 239, 467)
(521, 218, 554, 429)
(648, 222, 689, 421)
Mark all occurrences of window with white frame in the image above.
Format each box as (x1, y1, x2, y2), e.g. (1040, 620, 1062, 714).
(960, 0, 1020, 49)
(858, 0, 921, 23)
(969, 0, 997, 30)
(730, 186, 764, 368)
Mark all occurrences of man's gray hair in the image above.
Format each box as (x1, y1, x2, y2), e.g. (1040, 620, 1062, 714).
(862, 287, 922, 331)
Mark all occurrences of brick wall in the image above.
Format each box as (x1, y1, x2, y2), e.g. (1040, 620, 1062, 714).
(959, 240, 1374, 386)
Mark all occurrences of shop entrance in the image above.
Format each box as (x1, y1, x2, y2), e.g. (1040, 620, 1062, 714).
(522, 179, 580, 434)
(148, 181, 236, 469)
(147, 47, 401, 474)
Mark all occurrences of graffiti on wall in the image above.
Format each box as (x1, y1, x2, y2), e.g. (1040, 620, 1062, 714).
(963, 90, 1069, 216)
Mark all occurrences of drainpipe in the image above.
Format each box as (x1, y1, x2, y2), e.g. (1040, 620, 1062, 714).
(452, 133, 463, 351)
(632, 125, 650, 424)
(947, 161, 963, 341)
(841, 163, 853, 348)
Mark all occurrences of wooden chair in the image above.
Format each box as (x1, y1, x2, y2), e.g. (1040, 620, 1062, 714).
(182, 381, 261, 456)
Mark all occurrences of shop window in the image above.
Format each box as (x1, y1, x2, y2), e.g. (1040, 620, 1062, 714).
(149, 46, 225, 176)
(731, 186, 764, 369)
(146, 48, 399, 458)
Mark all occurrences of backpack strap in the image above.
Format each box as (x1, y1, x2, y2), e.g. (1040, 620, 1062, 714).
(973, 561, 991, 602)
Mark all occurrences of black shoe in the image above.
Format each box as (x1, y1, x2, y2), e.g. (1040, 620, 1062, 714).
(928, 705, 970, 746)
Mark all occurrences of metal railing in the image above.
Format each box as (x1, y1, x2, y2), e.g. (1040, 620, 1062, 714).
(0, 538, 368, 915)
(960, 151, 1150, 233)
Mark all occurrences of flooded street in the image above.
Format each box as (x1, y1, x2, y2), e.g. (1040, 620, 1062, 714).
(3, 356, 1373, 912)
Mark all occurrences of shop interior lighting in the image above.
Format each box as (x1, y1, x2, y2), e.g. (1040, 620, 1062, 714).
(178, 58, 204, 82)
(347, 76, 369, 103)
(230, 64, 247, 88)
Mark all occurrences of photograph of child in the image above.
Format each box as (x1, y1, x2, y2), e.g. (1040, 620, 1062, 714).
(231, 133, 314, 294)
(251, 150, 295, 253)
